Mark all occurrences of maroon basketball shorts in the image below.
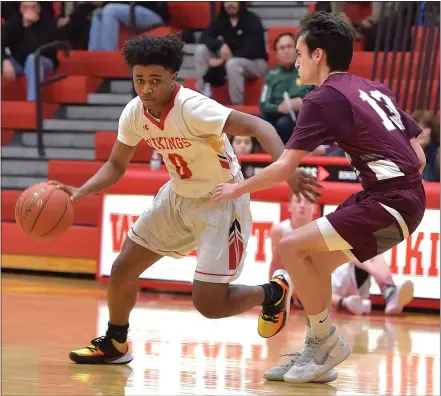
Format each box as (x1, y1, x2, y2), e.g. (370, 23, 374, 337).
(318, 185, 426, 263)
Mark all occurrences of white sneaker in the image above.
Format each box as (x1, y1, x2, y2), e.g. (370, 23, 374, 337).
(361, 299, 372, 314)
(385, 281, 414, 315)
(264, 352, 338, 383)
(283, 326, 351, 384)
(344, 295, 365, 315)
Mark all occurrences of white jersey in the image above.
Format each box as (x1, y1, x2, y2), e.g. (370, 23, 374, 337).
(279, 219, 294, 233)
(117, 84, 241, 198)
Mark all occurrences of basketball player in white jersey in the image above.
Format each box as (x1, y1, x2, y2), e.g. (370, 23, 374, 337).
(51, 34, 319, 364)
(263, 194, 414, 382)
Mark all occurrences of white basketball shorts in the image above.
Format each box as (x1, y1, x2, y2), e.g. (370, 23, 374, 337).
(127, 173, 252, 284)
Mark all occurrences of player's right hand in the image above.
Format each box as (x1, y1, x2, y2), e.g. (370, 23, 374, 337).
(48, 180, 86, 202)
(288, 169, 323, 203)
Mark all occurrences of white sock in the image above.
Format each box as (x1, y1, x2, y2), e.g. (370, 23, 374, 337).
(308, 308, 332, 341)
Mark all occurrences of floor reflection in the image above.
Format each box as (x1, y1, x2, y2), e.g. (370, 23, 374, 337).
(2, 275, 439, 396)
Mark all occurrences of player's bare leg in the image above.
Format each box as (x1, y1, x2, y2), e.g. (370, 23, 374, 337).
(192, 281, 265, 318)
(107, 238, 162, 325)
(70, 237, 162, 364)
(277, 220, 351, 383)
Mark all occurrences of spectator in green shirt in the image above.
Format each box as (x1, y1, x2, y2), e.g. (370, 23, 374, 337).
(260, 32, 315, 144)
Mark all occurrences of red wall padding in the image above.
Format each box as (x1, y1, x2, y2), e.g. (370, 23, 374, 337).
(2, 222, 99, 259)
(2, 190, 102, 227)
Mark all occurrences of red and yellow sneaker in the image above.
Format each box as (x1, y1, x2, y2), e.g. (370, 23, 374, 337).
(258, 269, 293, 338)
(69, 336, 133, 364)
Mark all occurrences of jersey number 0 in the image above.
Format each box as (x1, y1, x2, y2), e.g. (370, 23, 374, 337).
(168, 153, 192, 179)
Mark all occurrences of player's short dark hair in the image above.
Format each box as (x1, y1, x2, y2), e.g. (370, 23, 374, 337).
(298, 11, 354, 71)
(122, 34, 184, 72)
(273, 32, 296, 51)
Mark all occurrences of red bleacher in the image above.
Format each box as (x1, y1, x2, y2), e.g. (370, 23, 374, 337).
(95, 132, 155, 163)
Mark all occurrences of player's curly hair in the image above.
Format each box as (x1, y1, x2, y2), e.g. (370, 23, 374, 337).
(298, 11, 354, 72)
(122, 34, 184, 72)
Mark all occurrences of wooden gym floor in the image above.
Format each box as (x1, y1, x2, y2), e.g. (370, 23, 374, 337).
(2, 273, 440, 396)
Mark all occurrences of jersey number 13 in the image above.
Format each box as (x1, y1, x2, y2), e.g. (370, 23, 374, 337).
(359, 90, 405, 132)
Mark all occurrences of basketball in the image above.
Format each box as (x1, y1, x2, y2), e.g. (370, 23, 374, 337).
(15, 182, 74, 240)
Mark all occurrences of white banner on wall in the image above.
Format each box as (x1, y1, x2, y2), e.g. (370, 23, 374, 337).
(99, 195, 440, 300)
(99, 194, 280, 286)
(323, 205, 440, 299)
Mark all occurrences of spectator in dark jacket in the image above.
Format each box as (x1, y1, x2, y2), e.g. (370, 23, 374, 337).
(88, 2, 170, 51)
(1, 1, 54, 21)
(57, 2, 103, 50)
(194, 1, 267, 104)
(1, 1, 58, 101)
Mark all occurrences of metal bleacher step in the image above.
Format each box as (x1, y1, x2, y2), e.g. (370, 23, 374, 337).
(2, 159, 48, 177)
(20, 131, 95, 149)
(251, 6, 307, 20)
(43, 118, 118, 132)
(1, 146, 95, 160)
(108, 80, 133, 94)
(2, 176, 48, 190)
(66, 105, 124, 120)
(88, 93, 133, 105)
(261, 18, 305, 28)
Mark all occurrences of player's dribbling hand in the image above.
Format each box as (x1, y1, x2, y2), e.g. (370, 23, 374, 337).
(289, 169, 323, 203)
(212, 183, 240, 201)
(47, 180, 85, 202)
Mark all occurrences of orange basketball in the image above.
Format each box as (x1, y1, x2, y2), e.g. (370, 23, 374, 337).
(15, 182, 74, 240)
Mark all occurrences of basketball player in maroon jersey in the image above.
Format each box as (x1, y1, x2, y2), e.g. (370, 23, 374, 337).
(214, 11, 427, 383)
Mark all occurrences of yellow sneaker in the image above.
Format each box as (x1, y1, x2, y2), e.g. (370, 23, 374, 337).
(69, 336, 133, 364)
(258, 269, 293, 338)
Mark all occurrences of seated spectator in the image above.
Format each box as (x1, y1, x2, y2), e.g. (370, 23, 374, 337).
(1, 1, 58, 102)
(195, 2, 267, 104)
(88, 2, 170, 51)
(57, 2, 103, 50)
(230, 135, 261, 178)
(230, 135, 260, 156)
(1, 1, 54, 21)
(259, 32, 315, 144)
(436, 148, 440, 181)
(411, 109, 440, 182)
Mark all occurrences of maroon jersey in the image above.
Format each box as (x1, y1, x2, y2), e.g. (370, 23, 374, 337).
(286, 73, 423, 191)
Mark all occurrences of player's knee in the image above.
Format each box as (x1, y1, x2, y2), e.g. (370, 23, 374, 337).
(279, 237, 306, 260)
(192, 281, 229, 319)
(193, 298, 224, 319)
(110, 256, 136, 283)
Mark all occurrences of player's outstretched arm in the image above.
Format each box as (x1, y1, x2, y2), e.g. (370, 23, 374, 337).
(51, 140, 137, 201)
(223, 110, 285, 161)
(213, 148, 319, 201)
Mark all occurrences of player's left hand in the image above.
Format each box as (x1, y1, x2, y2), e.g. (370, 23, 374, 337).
(212, 183, 241, 201)
(288, 168, 323, 203)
